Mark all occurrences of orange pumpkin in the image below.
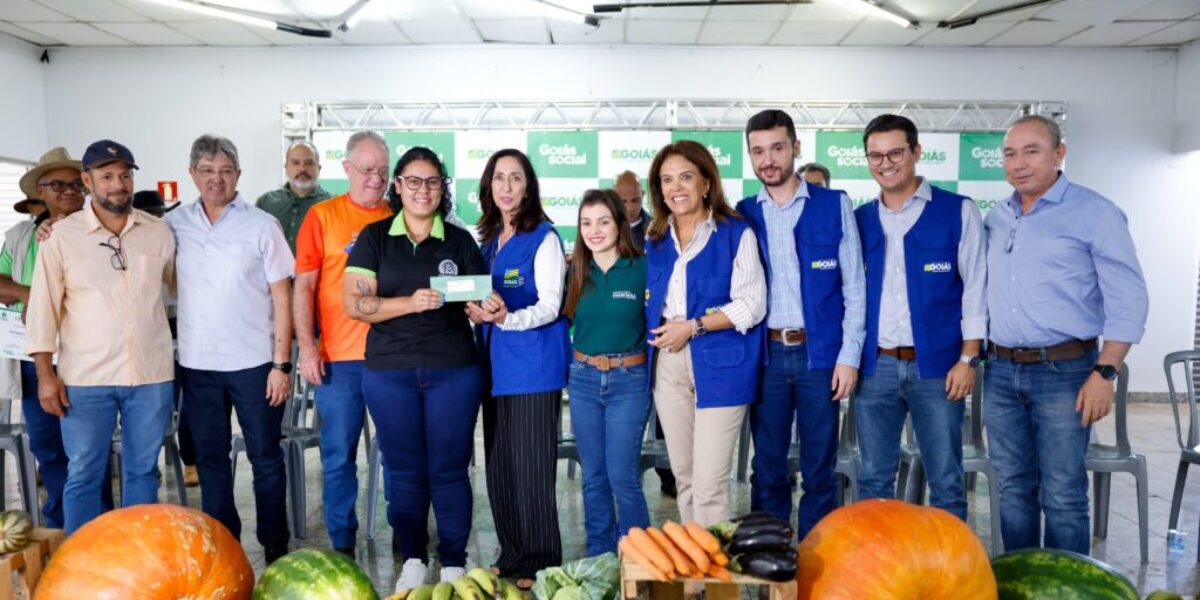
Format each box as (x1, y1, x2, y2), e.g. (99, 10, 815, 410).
(34, 504, 253, 600)
(796, 499, 997, 600)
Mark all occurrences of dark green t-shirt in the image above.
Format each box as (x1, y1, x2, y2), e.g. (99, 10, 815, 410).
(571, 255, 647, 356)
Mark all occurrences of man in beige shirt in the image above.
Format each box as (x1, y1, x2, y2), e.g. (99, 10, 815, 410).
(25, 139, 176, 534)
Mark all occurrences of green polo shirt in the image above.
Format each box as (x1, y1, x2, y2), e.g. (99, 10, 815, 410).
(255, 183, 332, 252)
(0, 223, 40, 311)
(571, 255, 647, 356)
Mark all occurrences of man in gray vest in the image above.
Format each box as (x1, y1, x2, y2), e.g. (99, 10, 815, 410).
(0, 147, 113, 527)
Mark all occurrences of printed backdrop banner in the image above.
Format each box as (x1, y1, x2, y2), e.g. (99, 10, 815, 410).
(312, 129, 1011, 252)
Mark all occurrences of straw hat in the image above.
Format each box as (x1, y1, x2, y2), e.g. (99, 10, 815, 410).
(18, 147, 83, 199)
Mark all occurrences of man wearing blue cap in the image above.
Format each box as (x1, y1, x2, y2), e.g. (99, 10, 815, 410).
(25, 139, 177, 533)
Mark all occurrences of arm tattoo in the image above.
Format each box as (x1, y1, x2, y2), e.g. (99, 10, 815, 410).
(354, 279, 381, 315)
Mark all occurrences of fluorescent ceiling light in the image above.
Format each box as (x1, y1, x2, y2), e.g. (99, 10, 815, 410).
(141, 0, 332, 37)
(828, 0, 916, 28)
(339, 0, 375, 31)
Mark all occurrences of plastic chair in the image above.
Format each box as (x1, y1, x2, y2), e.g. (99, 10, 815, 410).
(1086, 364, 1148, 563)
(960, 363, 1003, 556)
(835, 397, 861, 505)
(895, 415, 924, 504)
(639, 403, 672, 476)
(557, 394, 582, 479)
(1163, 351, 1200, 559)
(0, 422, 41, 526)
(231, 378, 313, 539)
(110, 402, 188, 508)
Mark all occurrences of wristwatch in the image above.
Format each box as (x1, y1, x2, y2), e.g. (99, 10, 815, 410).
(272, 362, 293, 374)
(692, 318, 708, 339)
(959, 354, 982, 368)
(1092, 364, 1119, 381)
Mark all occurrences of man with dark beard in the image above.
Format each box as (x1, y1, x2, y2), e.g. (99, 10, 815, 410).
(256, 141, 331, 253)
(24, 139, 177, 533)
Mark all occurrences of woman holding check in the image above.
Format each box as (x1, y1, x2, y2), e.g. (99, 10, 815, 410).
(562, 189, 651, 556)
(466, 148, 570, 588)
(343, 146, 486, 592)
(643, 140, 767, 527)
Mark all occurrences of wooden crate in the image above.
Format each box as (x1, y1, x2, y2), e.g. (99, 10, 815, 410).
(621, 559, 796, 600)
(0, 528, 65, 600)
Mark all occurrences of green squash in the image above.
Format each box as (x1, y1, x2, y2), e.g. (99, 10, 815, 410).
(253, 548, 378, 599)
(991, 548, 1138, 600)
(0, 511, 33, 554)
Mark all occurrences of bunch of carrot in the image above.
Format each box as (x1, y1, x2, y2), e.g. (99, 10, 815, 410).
(618, 521, 733, 583)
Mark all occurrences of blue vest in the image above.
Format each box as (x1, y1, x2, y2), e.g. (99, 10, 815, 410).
(481, 222, 571, 396)
(736, 185, 846, 370)
(644, 217, 763, 408)
(856, 186, 965, 378)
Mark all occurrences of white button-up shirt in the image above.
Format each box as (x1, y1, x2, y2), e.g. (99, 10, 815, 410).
(166, 194, 294, 372)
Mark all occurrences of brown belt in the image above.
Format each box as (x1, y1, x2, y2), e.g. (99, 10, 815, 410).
(878, 346, 917, 361)
(573, 350, 646, 371)
(768, 328, 807, 345)
(990, 338, 1097, 364)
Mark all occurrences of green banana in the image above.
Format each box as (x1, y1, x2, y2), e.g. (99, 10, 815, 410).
(408, 585, 435, 600)
(465, 567, 498, 596)
(498, 580, 524, 600)
(431, 582, 454, 600)
(452, 576, 485, 600)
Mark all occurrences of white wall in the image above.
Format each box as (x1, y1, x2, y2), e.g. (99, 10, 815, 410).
(0, 35, 47, 161)
(1174, 40, 1200, 153)
(38, 44, 1198, 392)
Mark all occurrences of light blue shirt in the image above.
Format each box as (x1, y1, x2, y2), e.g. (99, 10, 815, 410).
(984, 173, 1148, 348)
(875, 179, 987, 348)
(756, 180, 867, 367)
(167, 194, 295, 371)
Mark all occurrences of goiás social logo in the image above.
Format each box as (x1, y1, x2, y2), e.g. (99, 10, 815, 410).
(539, 143, 587, 166)
(923, 261, 952, 274)
(810, 259, 838, 271)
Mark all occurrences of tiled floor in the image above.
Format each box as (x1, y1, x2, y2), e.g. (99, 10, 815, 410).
(13, 403, 1200, 597)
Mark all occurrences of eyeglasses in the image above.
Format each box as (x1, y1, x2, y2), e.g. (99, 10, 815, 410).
(347, 163, 390, 180)
(396, 175, 446, 191)
(38, 180, 85, 194)
(99, 235, 126, 271)
(865, 148, 909, 166)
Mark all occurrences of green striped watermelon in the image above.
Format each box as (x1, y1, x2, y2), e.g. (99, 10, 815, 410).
(991, 548, 1138, 600)
(253, 548, 379, 600)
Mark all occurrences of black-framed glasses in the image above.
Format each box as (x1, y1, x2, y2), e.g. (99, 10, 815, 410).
(396, 175, 446, 191)
(865, 148, 909, 166)
(99, 235, 126, 271)
(38, 180, 85, 194)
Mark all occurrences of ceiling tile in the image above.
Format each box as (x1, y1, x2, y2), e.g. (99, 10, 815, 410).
(17, 21, 133, 44)
(627, 6, 709, 20)
(0, 0, 73, 21)
(886, 0, 974, 22)
(837, 19, 925, 45)
(625, 18, 701, 43)
(912, 20, 1014, 45)
(1055, 21, 1171, 45)
(769, 19, 859, 45)
(110, 0, 209, 21)
(399, 17, 481, 43)
(1120, 0, 1200, 20)
(983, 19, 1089, 45)
(92, 22, 201, 44)
(379, 0, 464, 20)
(547, 18, 623, 44)
(168, 20, 272, 45)
(253, 23, 343, 45)
(457, 0, 546, 20)
(0, 21, 62, 45)
(34, 0, 151, 22)
(331, 19, 408, 44)
(788, 2, 872, 21)
(706, 5, 790, 20)
(934, 0, 1047, 21)
(697, 20, 776, 45)
(473, 18, 550, 43)
(1124, 18, 1200, 44)
(284, 0, 359, 20)
(199, 0, 303, 18)
(1037, 0, 1157, 26)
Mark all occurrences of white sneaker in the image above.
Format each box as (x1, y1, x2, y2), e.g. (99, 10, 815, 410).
(440, 566, 466, 583)
(394, 558, 428, 593)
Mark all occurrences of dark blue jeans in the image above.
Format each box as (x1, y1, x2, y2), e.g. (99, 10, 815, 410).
(182, 363, 288, 545)
(314, 360, 366, 549)
(362, 365, 481, 567)
(567, 359, 652, 556)
(750, 341, 838, 540)
(984, 350, 1096, 555)
(855, 353, 966, 519)
(20, 362, 113, 528)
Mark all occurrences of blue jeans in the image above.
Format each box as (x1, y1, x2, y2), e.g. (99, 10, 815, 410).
(19, 363, 114, 528)
(362, 365, 481, 567)
(182, 363, 288, 545)
(568, 359, 652, 556)
(315, 360, 367, 549)
(61, 381, 173, 533)
(750, 341, 838, 540)
(984, 350, 1096, 554)
(855, 353, 966, 519)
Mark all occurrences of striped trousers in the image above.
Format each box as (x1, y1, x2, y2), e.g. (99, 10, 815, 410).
(483, 390, 563, 577)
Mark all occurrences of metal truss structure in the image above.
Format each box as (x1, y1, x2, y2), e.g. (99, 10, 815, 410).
(281, 99, 1067, 146)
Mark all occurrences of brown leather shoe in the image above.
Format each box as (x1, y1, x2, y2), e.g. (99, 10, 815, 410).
(183, 465, 199, 487)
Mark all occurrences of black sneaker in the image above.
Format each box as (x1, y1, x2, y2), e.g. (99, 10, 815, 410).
(335, 546, 355, 559)
(264, 543, 289, 565)
(660, 480, 677, 499)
